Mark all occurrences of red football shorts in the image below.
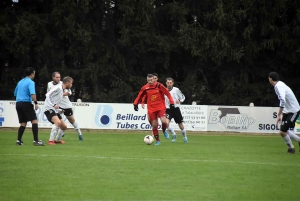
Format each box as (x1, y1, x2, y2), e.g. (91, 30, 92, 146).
(148, 109, 166, 121)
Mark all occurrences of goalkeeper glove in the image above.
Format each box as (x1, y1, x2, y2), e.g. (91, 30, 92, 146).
(134, 104, 139, 111)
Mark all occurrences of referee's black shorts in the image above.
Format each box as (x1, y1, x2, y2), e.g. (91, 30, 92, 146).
(16, 102, 37, 123)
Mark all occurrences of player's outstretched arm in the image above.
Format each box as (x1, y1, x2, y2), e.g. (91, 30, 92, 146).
(133, 87, 146, 106)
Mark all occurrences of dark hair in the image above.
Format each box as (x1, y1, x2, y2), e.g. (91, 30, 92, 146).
(166, 77, 174, 82)
(24, 67, 35, 76)
(268, 72, 279, 81)
(153, 73, 158, 77)
(52, 71, 60, 78)
(147, 74, 154, 78)
(63, 76, 73, 83)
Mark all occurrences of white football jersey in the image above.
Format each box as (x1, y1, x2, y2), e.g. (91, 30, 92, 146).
(44, 85, 64, 112)
(47, 81, 72, 109)
(165, 87, 185, 108)
(274, 81, 300, 113)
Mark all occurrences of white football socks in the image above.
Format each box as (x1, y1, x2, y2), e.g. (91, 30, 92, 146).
(167, 127, 176, 136)
(72, 122, 82, 136)
(49, 124, 59, 141)
(283, 134, 294, 148)
(181, 129, 187, 138)
(55, 129, 65, 142)
(287, 130, 300, 142)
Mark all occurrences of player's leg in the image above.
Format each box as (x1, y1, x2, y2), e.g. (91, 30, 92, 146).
(178, 123, 188, 143)
(31, 119, 45, 146)
(54, 114, 67, 144)
(152, 120, 160, 145)
(49, 124, 59, 143)
(280, 114, 295, 153)
(286, 111, 300, 151)
(58, 111, 65, 137)
(16, 122, 26, 145)
(149, 112, 160, 145)
(287, 129, 300, 152)
(158, 110, 169, 139)
(287, 129, 300, 143)
(44, 110, 66, 145)
(167, 120, 177, 143)
(55, 127, 66, 144)
(166, 109, 176, 142)
(147, 113, 156, 137)
(15, 102, 27, 145)
(174, 108, 187, 143)
(146, 112, 157, 138)
(25, 103, 45, 146)
(65, 110, 83, 141)
(45, 110, 58, 145)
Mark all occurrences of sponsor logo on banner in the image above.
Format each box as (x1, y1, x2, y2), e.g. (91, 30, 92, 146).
(180, 105, 207, 131)
(94, 105, 155, 129)
(208, 107, 255, 130)
(94, 105, 113, 127)
(72, 103, 89, 106)
(0, 102, 4, 126)
(191, 125, 206, 131)
(115, 113, 147, 129)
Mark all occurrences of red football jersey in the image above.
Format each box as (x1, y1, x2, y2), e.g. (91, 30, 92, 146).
(134, 82, 174, 113)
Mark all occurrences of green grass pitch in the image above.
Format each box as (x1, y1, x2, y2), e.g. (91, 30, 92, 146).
(0, 129, 299, 201)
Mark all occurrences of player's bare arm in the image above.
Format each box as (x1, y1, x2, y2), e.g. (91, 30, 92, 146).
(276, 107, 283, 126)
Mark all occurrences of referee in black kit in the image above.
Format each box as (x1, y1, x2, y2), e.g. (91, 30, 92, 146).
(14, 67, 45, 146)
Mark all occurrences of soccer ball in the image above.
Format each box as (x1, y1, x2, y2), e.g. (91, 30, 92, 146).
(144, 135, 154, 145)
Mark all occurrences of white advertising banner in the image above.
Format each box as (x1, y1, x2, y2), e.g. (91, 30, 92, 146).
(80, 103, 207, 131)
(295, 115, 300, 134)
(207, 106, 281, 133)
(2, 101, 299, 134)
(0, 101, 207, 131)
(175, 105, 207, 131)
(0, 101, 4, 127)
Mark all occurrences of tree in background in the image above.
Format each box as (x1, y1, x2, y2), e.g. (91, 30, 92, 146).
(0, 0, 299, 106)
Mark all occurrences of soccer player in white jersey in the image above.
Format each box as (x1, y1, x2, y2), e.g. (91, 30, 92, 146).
(47, 72, 83, 143)
(44, 76, 73, 144)
(268, 72, 300, 154)
(164, 77, 188, 143)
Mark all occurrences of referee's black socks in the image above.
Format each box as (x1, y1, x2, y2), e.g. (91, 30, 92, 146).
(32, 124, 39, 142)
(18, 126, 26, 141)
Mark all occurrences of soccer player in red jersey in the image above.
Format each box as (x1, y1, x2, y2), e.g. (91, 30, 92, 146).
(133, 74, 175, 145)
(141, 73, 158, 137)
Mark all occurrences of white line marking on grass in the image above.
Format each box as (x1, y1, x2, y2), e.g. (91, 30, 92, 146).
(2, 153, 300, 167)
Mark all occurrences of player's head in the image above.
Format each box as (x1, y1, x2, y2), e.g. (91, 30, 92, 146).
(63, 76, 73, 89)
(25, 67, 35, 79)
(166, 77, 174, 89)
(268, 72, 279, 86)
(166, 77, 174, 90)
(52, 72, 61, 84)
(147, 74, 155, 86)
(153, 73, 158, 82)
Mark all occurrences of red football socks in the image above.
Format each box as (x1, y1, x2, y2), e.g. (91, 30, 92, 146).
(162, 123, 167, 132)
(152, 127, 160, 141)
